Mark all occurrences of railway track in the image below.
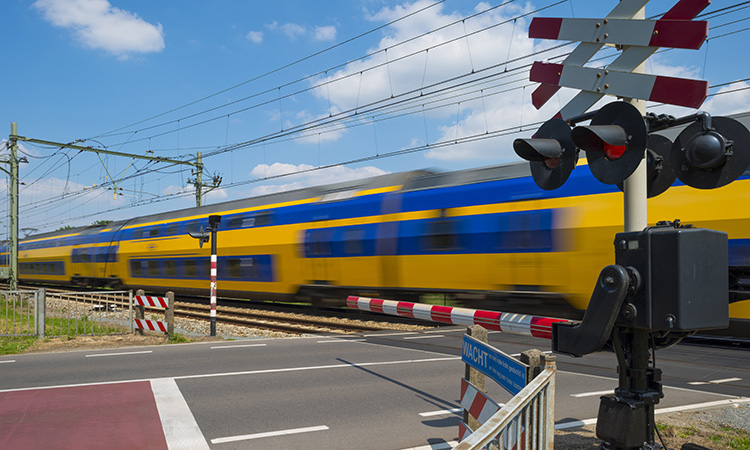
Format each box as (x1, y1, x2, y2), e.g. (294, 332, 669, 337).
(15, 284, 428, 335)
(171, 302, 403, 335)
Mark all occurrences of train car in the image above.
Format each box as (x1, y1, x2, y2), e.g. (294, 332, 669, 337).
(9, 156, 750, 336)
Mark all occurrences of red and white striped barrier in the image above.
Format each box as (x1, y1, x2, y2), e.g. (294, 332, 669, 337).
(459, 378, 526, 448)
(346, 296, 569, 339)
(134, 319, 168, 333)
(461, 377, 502, 429)
(134, 295, 169, 309)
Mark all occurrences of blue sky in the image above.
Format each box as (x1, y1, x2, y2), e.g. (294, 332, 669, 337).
(2, 0, 749, 235)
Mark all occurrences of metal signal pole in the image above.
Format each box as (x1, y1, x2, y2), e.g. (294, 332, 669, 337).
(621, 5, 648, 233)
(7, 123, 19, 291)
(208, 215, 221, 336)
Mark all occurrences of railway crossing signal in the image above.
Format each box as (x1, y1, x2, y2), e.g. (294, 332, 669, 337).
(188, 227, 210, 248)
(671, 114, 750, 189)
(515, 1, 750, 449)
(512, 118, 577, 190)
(621, 134, 676, 198)
(570, 101, 648, 185)
(188, 214, 221, 336)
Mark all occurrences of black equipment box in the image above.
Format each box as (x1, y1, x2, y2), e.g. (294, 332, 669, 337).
(614, 224, 729, 332)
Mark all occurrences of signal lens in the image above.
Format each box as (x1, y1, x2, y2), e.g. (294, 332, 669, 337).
(603, 142, 626, 160)
(544, 157, 561, 169)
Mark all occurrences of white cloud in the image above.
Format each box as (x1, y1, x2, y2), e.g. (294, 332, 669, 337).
(280, 22, 307, 40)
(264, 21, 336, 42)
(249, 162, 388, 195)
(645, 55, 702, 80)
(314, 25, 337, 41)
(246, 30, 263, 44)
(702, 81, 750, 116)
(310, 0, 544, 162)
(33, 0, 164, 59)
(290, 109, 348, 144)
(6, 175, 128, 233)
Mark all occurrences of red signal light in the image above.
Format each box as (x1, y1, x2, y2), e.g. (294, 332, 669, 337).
(604, 142, 627, 160)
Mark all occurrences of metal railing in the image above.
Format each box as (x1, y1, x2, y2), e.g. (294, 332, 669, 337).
(43, 290, 133, 337)
(1, 290, 38, 336)
(454, 357, 556, 450)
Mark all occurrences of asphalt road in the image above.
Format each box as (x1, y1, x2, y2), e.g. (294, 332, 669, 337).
(1, 328, 749, 449)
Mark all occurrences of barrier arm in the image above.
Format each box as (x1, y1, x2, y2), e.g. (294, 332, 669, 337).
(346, 296, 570, 339)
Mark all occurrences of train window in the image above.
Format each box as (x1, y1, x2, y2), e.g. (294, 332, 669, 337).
(147, 260, 159, 277)
(424, 219, 459, 250)
(165, 260, 177, 277)
(106, 246, 118, 263)
(131, 260, 144, 277)
(197, 259, 210, 277)
(149, 227, 161, 237)
(242, 217, 256, 228)
(308, 229, 333, 256)
(184, 260, 197, 278)
(132, 229, 143, 239)
(227, 216, 244, 229)
(165, 223, 179, 236)
(242, 258, 258, 280)
(227, 258, 242, 278)
(343, 228, 366, 255)
(254, 212, 273, 227)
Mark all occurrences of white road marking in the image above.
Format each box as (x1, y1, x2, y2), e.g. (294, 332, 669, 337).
(151, 378, 210, 450)
(0, 356, 461, 394)
(210, 344, 267, 349)
(85, 350, 153, 358)
(556, 418, 597, 430)
(403, 335, 445, 340)
(317, 339, 367, 343)
(570, 390, 613, 398)
(510, 351, 553, 357)
(419, 408, 462, 417)
(174, 356, 460, 381)
(0, 360, 15, 364)
(401, 441, 457, 450)
(211, 425, 329, 444)
(688, 377, 742, 385)
(554, 397, 750, 430)
(361, 332, 414, 337)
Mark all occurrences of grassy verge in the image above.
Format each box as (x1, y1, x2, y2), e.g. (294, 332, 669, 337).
(1, 297, 126, 355)
(0, 336, 37, 354)
(657, 422, 750, 450)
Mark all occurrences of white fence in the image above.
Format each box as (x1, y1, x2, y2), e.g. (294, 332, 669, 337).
(1, 290, 39, 336)
(1, 289, 134, 338)
(43, 289, 133, 337)
(454, 357, 556, 450)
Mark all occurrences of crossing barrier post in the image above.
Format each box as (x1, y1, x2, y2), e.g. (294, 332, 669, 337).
(165, 291, 175, 336)
(135, 289, 145, 336)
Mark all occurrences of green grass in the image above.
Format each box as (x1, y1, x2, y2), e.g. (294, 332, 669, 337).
(729, 436, 750, 450)
(167, 333, 190, 344)
(1, 297, 125, 354)
(0, 336, 37, 354)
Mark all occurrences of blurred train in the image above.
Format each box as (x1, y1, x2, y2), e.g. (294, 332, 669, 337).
(2, 156, 749, 336)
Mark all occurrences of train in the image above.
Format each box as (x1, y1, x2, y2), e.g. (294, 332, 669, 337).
(2, 157, 749, 337)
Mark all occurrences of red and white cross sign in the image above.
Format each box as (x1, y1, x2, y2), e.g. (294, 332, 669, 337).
(528, 0, 710, 120)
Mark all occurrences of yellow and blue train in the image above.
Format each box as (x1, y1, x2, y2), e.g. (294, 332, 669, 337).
(2, 159, 749, 336)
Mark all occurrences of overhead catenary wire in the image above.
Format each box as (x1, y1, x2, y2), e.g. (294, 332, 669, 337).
(89, 0, 450, 140)
(16, 3, 750, 230)
(100, 1, 564, 146)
